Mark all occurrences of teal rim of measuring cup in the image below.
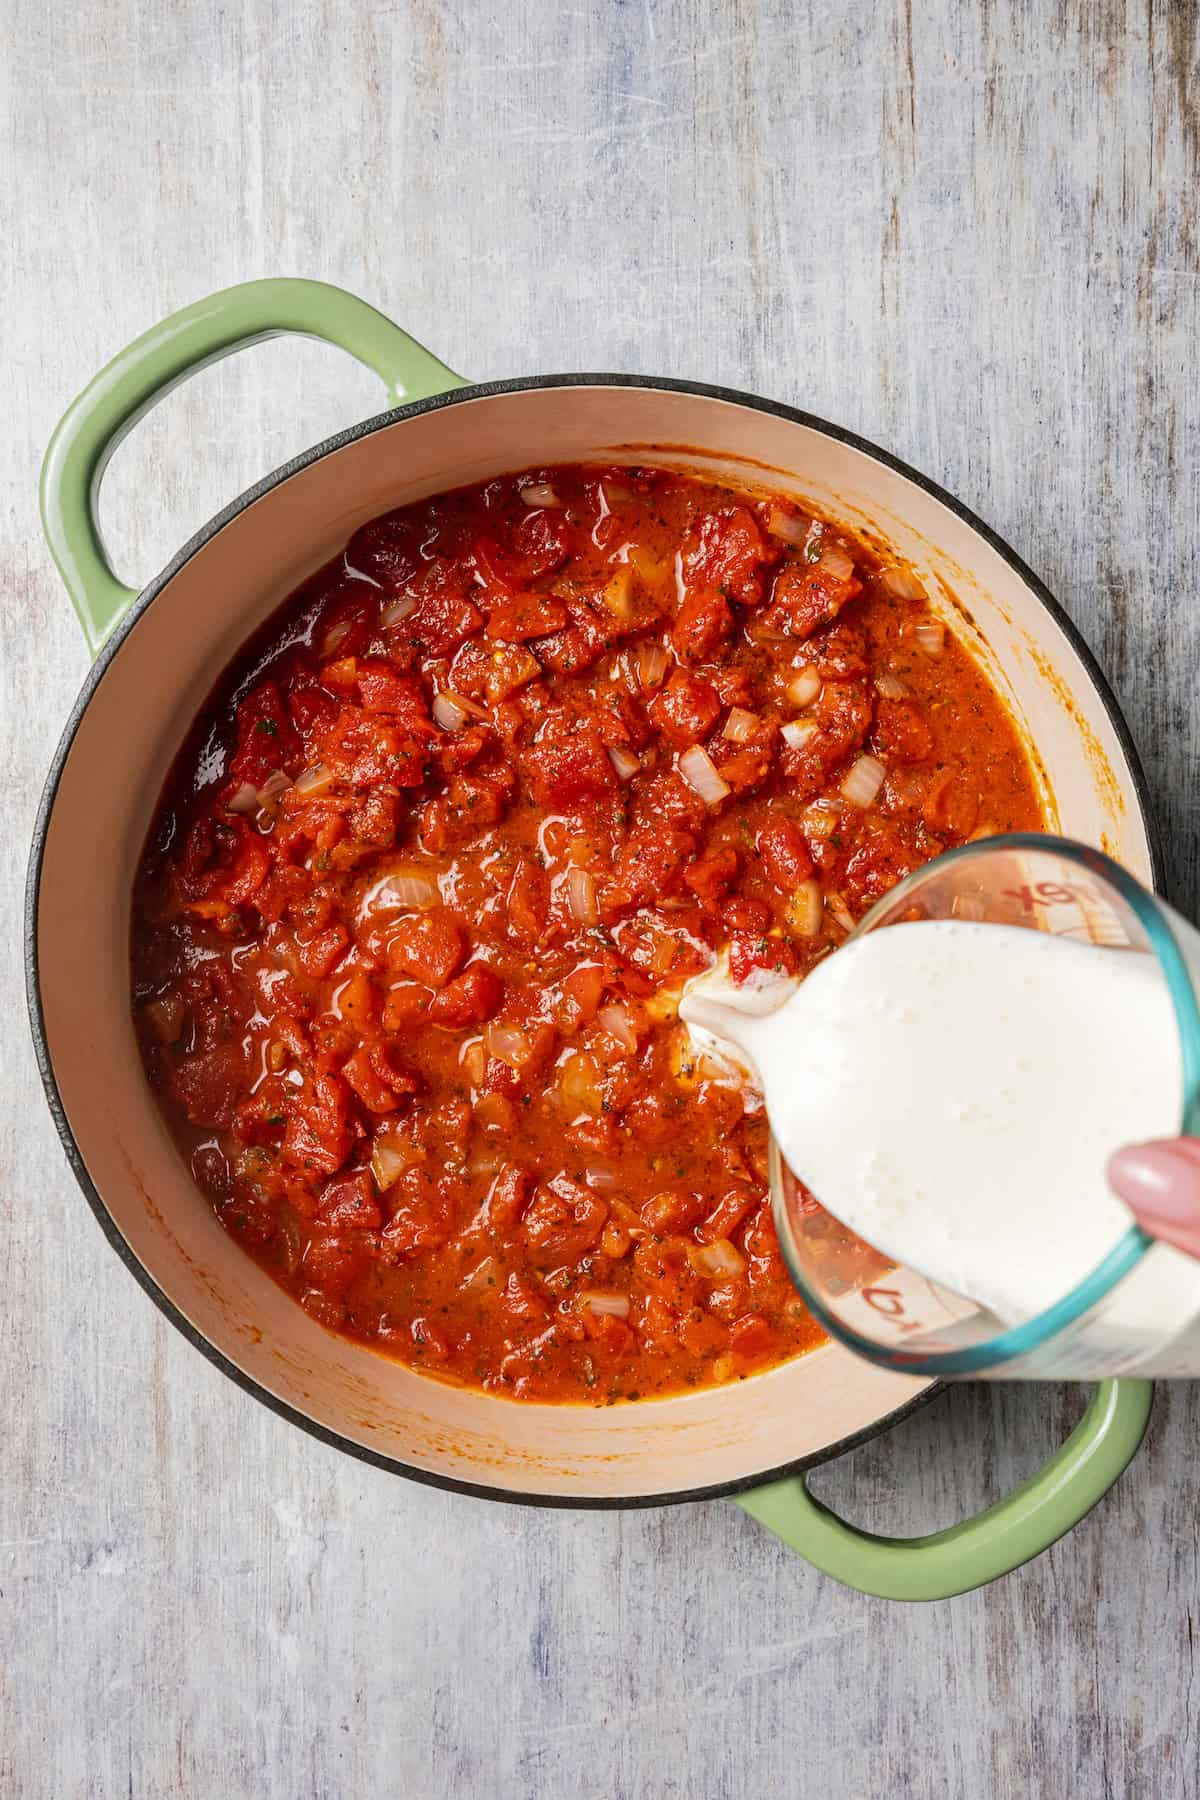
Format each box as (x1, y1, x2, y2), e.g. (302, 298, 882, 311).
(772, 833, 1200, 1378)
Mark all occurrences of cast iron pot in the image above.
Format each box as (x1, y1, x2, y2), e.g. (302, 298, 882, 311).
(28, 279, 1155, 1600)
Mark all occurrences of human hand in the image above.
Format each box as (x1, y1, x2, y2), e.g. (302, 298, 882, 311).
(1107, 1139, 1200, 1260)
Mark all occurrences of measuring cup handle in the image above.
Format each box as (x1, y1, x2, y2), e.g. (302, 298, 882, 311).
(734, 1379, 1152, 1600)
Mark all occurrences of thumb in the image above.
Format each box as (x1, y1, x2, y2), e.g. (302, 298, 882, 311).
(1107, 1138, 1200, 1261)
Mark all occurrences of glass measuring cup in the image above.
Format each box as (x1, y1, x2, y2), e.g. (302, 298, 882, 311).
(771, 834, 1200, 1379)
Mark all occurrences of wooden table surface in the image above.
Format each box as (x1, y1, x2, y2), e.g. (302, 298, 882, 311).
(4, 2, 1198, 1794)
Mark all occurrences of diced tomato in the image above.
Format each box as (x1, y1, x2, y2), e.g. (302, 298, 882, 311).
(320, 1171, 383, 1232)
(684, 506, 773, 606)
(641, 1188, 705, 1232)
(433, 724, 490, 778)
(419, 769, 515, 849)
(872, 698, 934, 764)
(535, 602, 611, 675)
(670, 589, 732, 663)
(283, 1071, 354, 1175)
(319, 706, 429, 789)
(554, 961, 607, 1030)
(484, 1165, 533, 1233)
(342, 1044, 417, 1112)
(221, 827, 271, 906)
(683, 847, 739, 908)
(780, 680, 874, 802)
(498, 1271, 550, 1331)
(406, 562, 485, 656)
(485, 596, 570, 641)
(505, 856, 549, 943)
(608, 827, 696, 909)
(382, 979, 432, 1032)
(428, 962, 504, 1028)
(756, 817, 815, 892)
(521, 722, 617, 807)
(296, 923, 350, 979)
(347, 509, 422, 587)
(522, 1179, 608, 1263)
(721, 895, 772, 934)
(696, 1187, 758, 1244)
(379, 1167, 455, 1260)
(728, 931, 798, 985)
(347, 789, 400, 849)
(648, 669, 721, 745)
(842, 820, 924, 909)
(302, 1230, 371, 1300)
(357, 663, 432, 720)
(228, 680, 301, 788)
(730, 1313, 773, 1358)
(169, 1043, 248, 1131)
(760, 558, 863, 640)
(511, 507, 573, 576)
(386, 912, 466, 988)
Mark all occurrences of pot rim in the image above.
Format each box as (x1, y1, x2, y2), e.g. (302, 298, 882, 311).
(25, 371, 1161, 1506)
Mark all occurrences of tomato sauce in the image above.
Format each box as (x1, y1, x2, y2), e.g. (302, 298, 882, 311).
(131, 465, 1042, 1402)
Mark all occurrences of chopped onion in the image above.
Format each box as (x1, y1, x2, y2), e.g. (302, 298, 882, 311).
(881, 563, 926, 600)
(142, 995, 185, 1044)
(802, 801, 840, 840)
(567, 867, 599, 925)
(520, 482, 561, 508)
(828, 893, 855, 932)
(781, 719, 818, 751)
(380, 595, 417, 627)
(257, 769, 292, 806)
(628, 543, 669, 585)
(765, 505, 809, 546)
(322, 617, 353, 655)
(874, 671, 912, 700)
(602, 567, 634, 620)
(819, 543, 857, 581)
(460, 1255, 499, 1295)
(227, 782, 259, 814)
(914, 618, 946, 655)
(785, 879, 824, 938)
(485, 1021, 532, 1070)
(583, 1165, 619, 1192)
(678, 745, 730, 806)
(686, 1238, 745, 1278)
(723, 707, 760, 742)
(371, 1136, 421, 1190)
(841, 753, 886, 808)
(369, 869, 440, 911)
(787, 666, 821, 708)
(597, 1003, 639, 1053)
(578, 1291, 631, 1318)
(433, 691, 469, 732)
(293, 761, 335, 798)
(602, 480, 635, 508)
(460, 1039, 487, 1084)
(607, 746, 640, 780)
(560, 1051, 603, 1115)
(635, 642, 669, 688)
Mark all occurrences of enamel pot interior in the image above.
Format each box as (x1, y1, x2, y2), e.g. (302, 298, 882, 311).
(31, 381, 1155, 1502)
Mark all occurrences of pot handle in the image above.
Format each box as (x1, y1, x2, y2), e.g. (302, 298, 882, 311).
(735, 1377, 1152, 1601)
(39, 278, 467, 654)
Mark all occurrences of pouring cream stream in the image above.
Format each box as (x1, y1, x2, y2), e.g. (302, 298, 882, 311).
(680, 919, 1195, 1330)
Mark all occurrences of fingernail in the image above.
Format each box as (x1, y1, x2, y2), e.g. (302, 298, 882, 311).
(1107, 1139, 1200, 1221)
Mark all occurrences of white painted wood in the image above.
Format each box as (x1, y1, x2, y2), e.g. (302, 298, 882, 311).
(2, 1, 1197, 1794)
